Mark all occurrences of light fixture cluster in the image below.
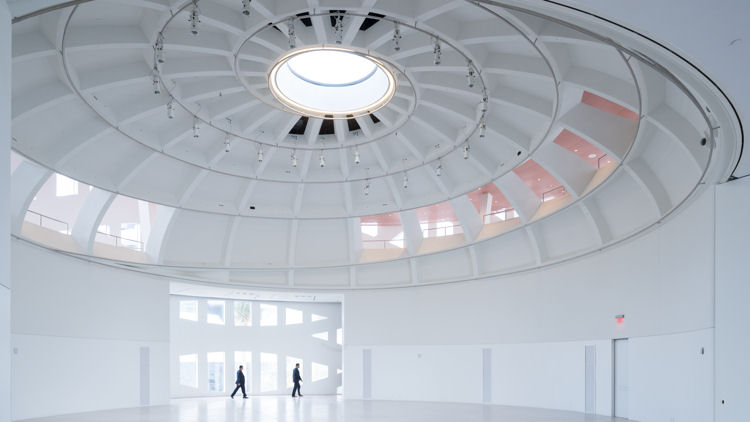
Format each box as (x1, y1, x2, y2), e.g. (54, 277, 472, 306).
(151, 10, 491, 190)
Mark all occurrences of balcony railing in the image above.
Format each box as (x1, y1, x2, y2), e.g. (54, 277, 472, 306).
(361, 239, 404, 249)
(483, 208, 519, 224)
(24, 210, 70, 234)
(95, 231, 144, 251)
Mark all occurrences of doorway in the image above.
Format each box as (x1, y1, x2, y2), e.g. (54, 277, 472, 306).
(613, 338, 628, 418)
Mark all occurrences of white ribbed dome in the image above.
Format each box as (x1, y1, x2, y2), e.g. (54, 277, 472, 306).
(9, 0, 741, 288)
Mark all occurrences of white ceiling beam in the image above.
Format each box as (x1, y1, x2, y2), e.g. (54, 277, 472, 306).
(645, 106, 707, 172)
(399, 208, 423, 255)
(625, 158, 672, 216)
(559, 103, 638, 162)
(449, 195, 483, 243)
(71, 188, 115, 254)
(533, 141, 596, 198)
(493, 172, 540, 224)
(525, 225, 544, 265)
(579, 200, 611, 245)
(10, 161, 52, 235)
(221, 216, 242, 266)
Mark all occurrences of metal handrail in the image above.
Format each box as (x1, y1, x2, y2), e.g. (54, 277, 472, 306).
(25, 210, 70, 234)
(95, 231, 144, 251)
(597, 154, 611, 169)
(541, 186, 568, 202)
(422, 223, 463, 238)
(483, 208, 519, 223)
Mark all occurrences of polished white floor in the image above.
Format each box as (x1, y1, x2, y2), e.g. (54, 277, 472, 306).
(19, 396, 633, 422)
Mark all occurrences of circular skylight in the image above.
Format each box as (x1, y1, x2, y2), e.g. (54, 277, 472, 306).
(269, 47, 396, 118)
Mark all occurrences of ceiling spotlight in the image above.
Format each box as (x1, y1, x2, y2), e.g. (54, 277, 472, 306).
(364, 182, 370, 196)
(436, 163, 442, 176)
(166, 99, 175, 119)
(479, 118, 486, 138)
(354, 149, 360, 165)
(241, 0, 251, 16)
(224, 134, 231, 152)
(392, 22, 402, 51)
(152, 66, 160, 94)
(467, 61, 476, 88)
(463, 144, 470, 159)
(154, 32, 165, 64)
(257, 149, 263, 163)
(403, 173, 408, 189)
(334, 14, 344, 45)
(319, 152, 326, 167)
(481, 93, 488, 113)
(192, 118, 200, 139)
(287, 17, 296, 49)
(291, 151, 298, 167)
(188, 1, 200, 36)
(433, 37, 441, 65)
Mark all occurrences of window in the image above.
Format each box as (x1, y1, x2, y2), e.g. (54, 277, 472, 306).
(207, 300, 225, 325)
(234, 301, 252, 326)
(179, 300, 198, 321)
(260, 304, 277, 326)
(311, 313, 327, 322)
(286, 356, 303, 388)
(234, 351, 252, 392)
(179, 354, 198, 388)
(312, 362, 328, 382)
(55, 174, 78, 197)
(207, 352, 225, 393)
(312, 332, 329, 341)
(336, 328, 342, 345)
(285, 308, 303, 325)
(260, 352, 278, 392)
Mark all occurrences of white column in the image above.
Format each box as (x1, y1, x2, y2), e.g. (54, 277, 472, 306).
(715, 178, 750, 421)
(0, 2, 12, 421)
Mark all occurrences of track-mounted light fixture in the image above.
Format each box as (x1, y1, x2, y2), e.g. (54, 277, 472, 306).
(479, 118, 486, 138)
(152, 66, 160, 94)
(364, 181, 370, 196)
(257, 149, 263, 163)
(354, 148, 360, 165)
(291, 151, 298, 167)
(392, 22, 401, 51)
(167, 99, 175, 119)
(463, 144, 470, 159)
(436, 163, 442, 176)
(319, 152, 326, 167)
(433, 37, 441, 65)
(287, 17, 296, 49)
(224, 133, 231, 152)
(154, 32, 165, 64)
(188, 1, 200, 36)
(192, 118, 200, 139)
(467, 61, 476, 88)
(241, 0, 252, 16)
(334, 14, 344, 44)
(403, 173, 408, 188)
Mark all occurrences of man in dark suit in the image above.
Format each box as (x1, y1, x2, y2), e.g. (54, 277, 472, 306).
(291, 363, 303, 397)
(230, 365, 247, 399)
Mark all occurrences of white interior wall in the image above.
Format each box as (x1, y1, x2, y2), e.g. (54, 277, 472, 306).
(343, 187, 717, 422)
(10, 240, 170, 420)
(170, 296, 341, 398)
(715, 176, 750, 421)
(1, 2, 11, 422)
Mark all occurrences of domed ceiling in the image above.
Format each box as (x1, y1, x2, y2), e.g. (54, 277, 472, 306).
(9, 0, 741, 288)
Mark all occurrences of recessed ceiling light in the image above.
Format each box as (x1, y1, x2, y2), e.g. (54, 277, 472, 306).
(588, 153, 597, 158)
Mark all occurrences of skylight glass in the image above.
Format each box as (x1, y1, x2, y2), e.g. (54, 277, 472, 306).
(269, 47, 396, 118)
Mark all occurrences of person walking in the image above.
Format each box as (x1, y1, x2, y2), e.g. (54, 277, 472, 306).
(230, 365, 248, 399)
(291, 363, 303, 397)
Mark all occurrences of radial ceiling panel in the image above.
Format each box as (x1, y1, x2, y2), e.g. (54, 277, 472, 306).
(9, 0, 740, 289)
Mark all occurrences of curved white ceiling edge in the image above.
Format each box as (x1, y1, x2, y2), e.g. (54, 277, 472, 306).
(8, 0, 741, 290)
